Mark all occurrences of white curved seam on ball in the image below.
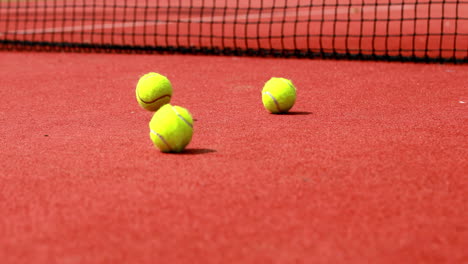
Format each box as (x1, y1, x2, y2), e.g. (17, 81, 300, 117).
(136, 73, 166, 96)
(280, 78, 296, 91)
(140, 73, 161, 81)
(136, 73, 163, 91)
(150, 129, 172, 151)
(264, 91, 282, 112)
(171, 106, 193, 128)
(138, 93, 171, 104)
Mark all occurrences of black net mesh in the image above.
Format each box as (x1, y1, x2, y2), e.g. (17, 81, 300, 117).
(1, 0, 467, 62)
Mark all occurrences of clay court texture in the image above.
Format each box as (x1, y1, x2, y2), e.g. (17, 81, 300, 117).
(1, 0, 467, 263)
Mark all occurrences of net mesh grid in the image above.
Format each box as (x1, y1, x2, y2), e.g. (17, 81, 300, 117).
(0, 0, 467, 62)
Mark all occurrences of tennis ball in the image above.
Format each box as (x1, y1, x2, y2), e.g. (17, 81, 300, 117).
(261, 77, 296, 114)
(149, 104, 194, 153)
(136, 72, 173, 111)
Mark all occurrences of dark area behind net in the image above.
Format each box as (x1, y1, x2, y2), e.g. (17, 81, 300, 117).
(1, 0, 467, 62)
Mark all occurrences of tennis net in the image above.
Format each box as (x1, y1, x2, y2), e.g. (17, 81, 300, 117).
(1, 0, 467, 62)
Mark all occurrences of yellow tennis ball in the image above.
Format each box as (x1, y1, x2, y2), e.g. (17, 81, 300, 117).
(136, 72, 173, 111)
(261, 77, 297, 114)
(149, 104, 194, 153)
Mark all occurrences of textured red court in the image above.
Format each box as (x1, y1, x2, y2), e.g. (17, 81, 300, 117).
(0, 52, 467, 263)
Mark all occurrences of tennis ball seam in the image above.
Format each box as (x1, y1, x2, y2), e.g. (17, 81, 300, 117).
(171, 106, 193, 128)
(280, 78, 296, 91)
(150, 129, 172, 152)
(140, 72, 162, 81)
(137, 93, 171, 104)
(263, 91, 282, 112)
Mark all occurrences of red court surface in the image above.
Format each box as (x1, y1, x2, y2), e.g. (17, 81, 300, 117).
(0, 52, 467, 263)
